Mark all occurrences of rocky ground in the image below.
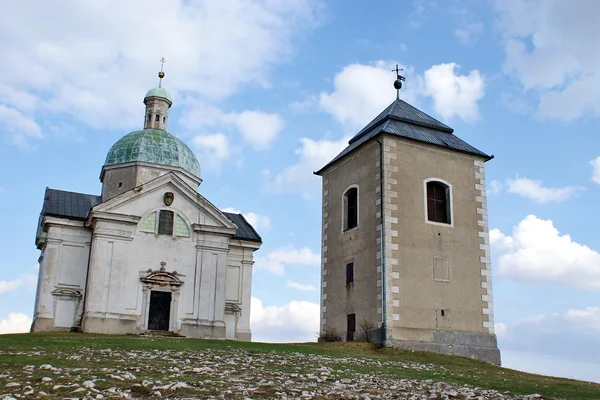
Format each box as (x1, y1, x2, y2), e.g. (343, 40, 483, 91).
(0, 346, 551, 399)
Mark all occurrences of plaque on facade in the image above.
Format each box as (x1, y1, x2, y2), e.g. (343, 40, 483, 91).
(164, 192, 174, 206)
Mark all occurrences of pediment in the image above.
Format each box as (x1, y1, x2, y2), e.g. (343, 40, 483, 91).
(88, 172, 237, 231)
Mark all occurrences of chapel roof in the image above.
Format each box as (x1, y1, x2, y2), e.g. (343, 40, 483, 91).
(315, 99, 492, 175)
(39, 188, 261, 243)
(104, 129, 201, 178)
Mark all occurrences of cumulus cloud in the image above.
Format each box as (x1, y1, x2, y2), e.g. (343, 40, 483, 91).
(1, 0, 319, 147)
(191, 133, 233, 172)
(221, 207, 272, 232)
(422, 63, 484, 121)
(286, 280, 317, 292)
(319, 62, 420, 129)
(182, 101, 284, 151)
(250, 297, 319, 342)
(491, 215, 600, 289)
(454, 22, 484, 44)
(591, 156, 600, 184)
(0, 313, 32, 335)
(495, 0, 600, 120)
(505, 176, 585, 203)
(254, 246, 320, 275)
(265, 136, 350, 198)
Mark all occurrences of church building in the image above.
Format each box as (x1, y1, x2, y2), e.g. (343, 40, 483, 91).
(315, 71, 501, 364)
(32, 68, 262, 340)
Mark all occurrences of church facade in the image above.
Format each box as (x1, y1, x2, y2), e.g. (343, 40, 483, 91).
(315, 85, 501, 364)
(32, 76, 261, 340)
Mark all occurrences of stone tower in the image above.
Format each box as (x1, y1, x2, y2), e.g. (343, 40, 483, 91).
(315, 81, 500, 364)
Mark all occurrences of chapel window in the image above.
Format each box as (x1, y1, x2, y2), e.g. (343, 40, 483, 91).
(155, 114, 160, 122)
(158, 210, 174, 235)
(343, 187, 358, 231)
(163, 117, 166, 124)
(174, 214, 190, 238)
(426, 181, 451, 224)
(140, 212, 157, 233)
(347, 313, 356, 342)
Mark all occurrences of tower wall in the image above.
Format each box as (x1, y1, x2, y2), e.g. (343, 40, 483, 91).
(318, 134, 499, 364)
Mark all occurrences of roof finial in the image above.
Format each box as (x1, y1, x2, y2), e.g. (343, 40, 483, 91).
(392, 64, 406, 100)
(158, 57, 166, 87)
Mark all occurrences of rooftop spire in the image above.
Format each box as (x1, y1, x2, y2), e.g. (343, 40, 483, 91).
(391, 64, 406, 100)
(158, 57, 166, 87)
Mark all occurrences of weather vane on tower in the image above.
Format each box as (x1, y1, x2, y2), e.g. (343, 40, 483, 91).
(392, 64, 406, 100)
(158, 57, 166, 87)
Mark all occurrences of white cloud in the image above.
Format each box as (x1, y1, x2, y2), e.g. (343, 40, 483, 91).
(495, 0, 600, 120)
(0, 313, 32, 335)
(1, 0, 319, 146)
(254, 246, 320, 275)
(591, 156, 600, 184)
(221, 207, 272, 232)
(505, 176, 585, 203)
(488, 180, 503, 195)
(191, 133, 233, 172)
(491, 215, 600, 290)
(0, 268, 38, 295)
(422, 63, 484, 121)
(0, 104, 43, 149)
(265, 136, 350, 198)
(319, 62, 422, 129)
(250, 297, 319, 342)
(286, 280, 317, 292)
(234, 111, 284, 150)
(181, 100, 283, 150)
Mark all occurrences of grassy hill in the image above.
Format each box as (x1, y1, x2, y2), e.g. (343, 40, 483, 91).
(0, 333, 598, 399)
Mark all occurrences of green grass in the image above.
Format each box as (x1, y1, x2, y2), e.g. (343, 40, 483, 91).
(0, 333, 598, 399)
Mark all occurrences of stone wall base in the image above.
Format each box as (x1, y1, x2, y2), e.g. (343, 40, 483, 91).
(180, 322, 226, 339)
(236, 332, 251, 342)
(81, 316, 137, 335)
(387, 330, 501, 365)
(30, 317, 72, 333)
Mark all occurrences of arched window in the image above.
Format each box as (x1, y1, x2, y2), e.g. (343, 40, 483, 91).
(343, 186, 358, 231)
(139, 210, 190, 238)
(426, 180, 451, 224)
(155, 114, 160, 122)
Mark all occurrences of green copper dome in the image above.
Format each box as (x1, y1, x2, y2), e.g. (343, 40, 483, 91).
(104, 129, 200, 177)
(144, 87, 173, 104)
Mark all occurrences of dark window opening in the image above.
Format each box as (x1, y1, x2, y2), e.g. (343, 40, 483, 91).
(158, 210, 174, 235)
(426, 181, 451, 224)
(163, 117, 166, 123)
(118, 182, 123, 188)
(346, 262, 354, 285)
(347, 313, 356, 342)
(344, 187, 358, 230)
(155, 114, 160, 121)
(441, 309, 445, 317)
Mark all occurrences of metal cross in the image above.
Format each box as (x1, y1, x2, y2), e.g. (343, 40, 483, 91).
(160, 57, 166, 72)
(391, 64, 403, 77)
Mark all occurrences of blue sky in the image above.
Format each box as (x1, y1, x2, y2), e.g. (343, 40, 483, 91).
(1, 0, 599, 383)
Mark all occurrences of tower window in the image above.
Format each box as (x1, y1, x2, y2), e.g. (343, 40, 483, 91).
(147, 114, 151, 122)
(426, 180, 451, 224)
(158, 210, 174, 235)
(343, 186, 358, 231)
(155, 114, 160, 122)
(346, 262, 354, 285)
(163, 117, 166, 123)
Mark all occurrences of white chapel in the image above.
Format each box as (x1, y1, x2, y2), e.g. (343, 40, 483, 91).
(31, 69, 262, 340)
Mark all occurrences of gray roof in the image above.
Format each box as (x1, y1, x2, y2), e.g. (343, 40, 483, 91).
(315, 99, 491, 174)
(40, 188, 261, 243)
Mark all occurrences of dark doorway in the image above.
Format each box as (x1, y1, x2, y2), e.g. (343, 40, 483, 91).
(148, 291, 171, 331)
(347, 313, 356, 342)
